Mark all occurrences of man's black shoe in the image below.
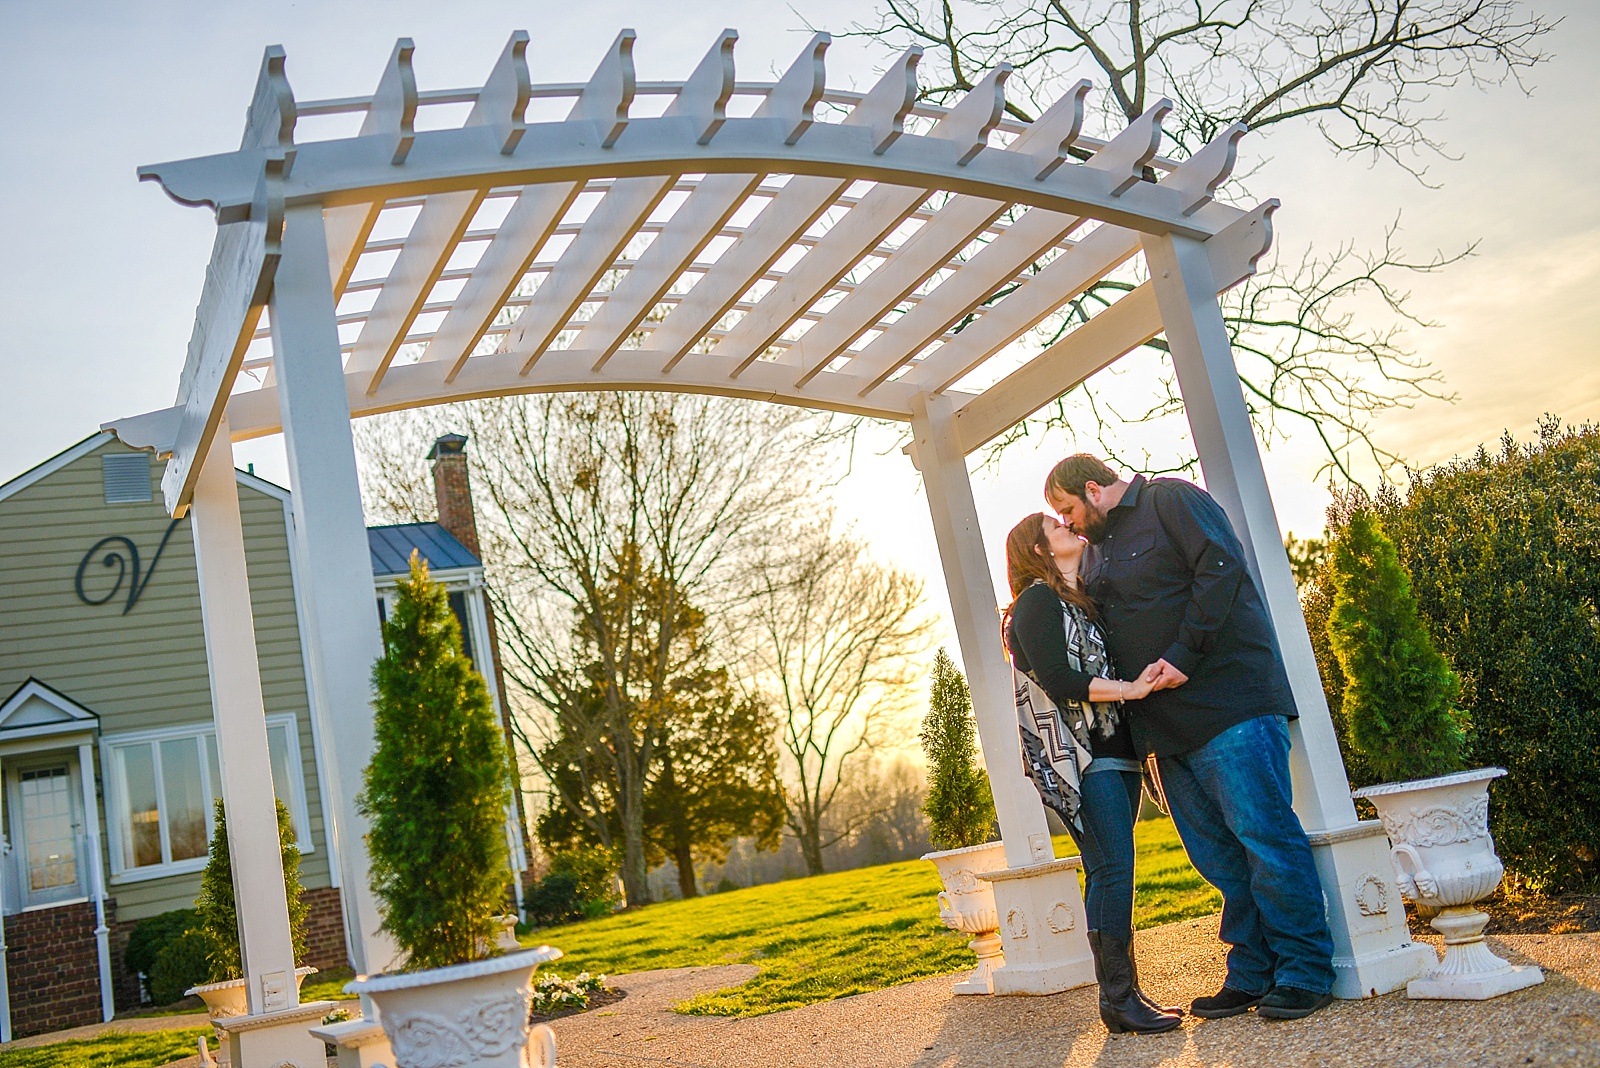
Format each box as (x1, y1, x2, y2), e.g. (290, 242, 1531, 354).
(1255, 986, 1335, 1020)
(1189, 986, 1263, 1019)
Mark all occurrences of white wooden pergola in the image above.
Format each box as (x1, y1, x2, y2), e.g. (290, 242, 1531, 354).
(108, 28, 1431, 1063)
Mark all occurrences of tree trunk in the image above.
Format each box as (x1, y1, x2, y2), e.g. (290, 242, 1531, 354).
(672, 834, 699, 898)
(658, 753, 699, 898)
(798, 819, 826, 876)
(619, 771, 651, 907)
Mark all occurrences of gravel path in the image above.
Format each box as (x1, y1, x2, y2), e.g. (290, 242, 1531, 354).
(546, 917, 1600, 1068)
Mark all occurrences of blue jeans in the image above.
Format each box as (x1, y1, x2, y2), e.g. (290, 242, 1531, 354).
(1068, 765, 1143, 936)
(1157, 715, 1335, 995)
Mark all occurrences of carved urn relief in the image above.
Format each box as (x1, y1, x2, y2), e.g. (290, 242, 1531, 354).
(345, 946, 561, 1068)
(922, 841, 1009, 995)
(1354, 767, 1543, 1000)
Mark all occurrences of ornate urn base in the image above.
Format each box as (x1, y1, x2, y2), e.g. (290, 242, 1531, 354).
(923, 841, 1009, 995)
(1355, 767, 1544, 1001)
(345, 946, 561, 1068)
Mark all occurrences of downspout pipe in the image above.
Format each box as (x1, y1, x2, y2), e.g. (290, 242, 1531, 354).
(79, 743, 114, 1023)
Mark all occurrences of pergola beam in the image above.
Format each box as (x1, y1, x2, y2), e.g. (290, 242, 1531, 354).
(139, 116, 1247, 243)
(951, 199, 1276, 453)
(150, 49, 291, 517)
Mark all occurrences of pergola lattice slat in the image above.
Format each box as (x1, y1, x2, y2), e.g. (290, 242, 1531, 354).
(106, 30, 1434, 1025)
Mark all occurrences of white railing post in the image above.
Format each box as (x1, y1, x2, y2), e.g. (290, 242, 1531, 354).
(1142, 230, 1434, 998)
(270, 202, 398, 979)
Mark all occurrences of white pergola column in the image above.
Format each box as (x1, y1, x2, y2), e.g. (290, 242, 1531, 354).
(910, 394, 1095, 995)
(270, 203, 398, 977)
(190, 427, 333, 1062)
(1143, 231, 1435, 998)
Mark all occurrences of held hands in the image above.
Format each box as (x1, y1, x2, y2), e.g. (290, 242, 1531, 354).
(1116, 674, 1157, 701)
(1141, 658, 1190, 691)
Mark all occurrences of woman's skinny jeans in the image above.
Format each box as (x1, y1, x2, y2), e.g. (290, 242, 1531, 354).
(1069, 765, 1143, 936)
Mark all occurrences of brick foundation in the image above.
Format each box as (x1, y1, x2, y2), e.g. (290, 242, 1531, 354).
(300, 885, 348, 971)
(4, 900, 105, 1038)
(108, 906, 143, 1013)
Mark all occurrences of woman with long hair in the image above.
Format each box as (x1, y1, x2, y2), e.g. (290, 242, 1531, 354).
(1003, 512, 1179, 1035)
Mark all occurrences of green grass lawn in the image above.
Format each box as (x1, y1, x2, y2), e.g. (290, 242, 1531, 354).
(0, 1027, 212, 1068)
(299, 966, 359, 1003)
(525, 816, 1219, 1017)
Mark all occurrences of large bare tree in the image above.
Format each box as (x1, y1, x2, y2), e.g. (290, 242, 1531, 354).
(356, 392, 845, 904)
(740, 523, 934, 875)
(841, 0, 1553, 480)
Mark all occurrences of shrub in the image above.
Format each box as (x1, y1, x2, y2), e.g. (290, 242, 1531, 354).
(919, 649, 995, 850)
(194, 796, 308, 982)
(124, 908, 199, 987)
(525, 870, 584, 928)
(1307, 418, 1600, 891)
(1325, 507, 1467, 783)
(527, 847, 620, 926)
(360, 553, 511, 970)
(148, 929, 213, 1005)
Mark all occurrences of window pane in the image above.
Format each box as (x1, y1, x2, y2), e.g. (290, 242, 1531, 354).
(205, 734, 223, 807)
(161, 738, 208, 862)
(266, 724, 298, 845)
(20, 767, 77, 892)
(118, 745, 163, 868)
(448, 591, 475, 666)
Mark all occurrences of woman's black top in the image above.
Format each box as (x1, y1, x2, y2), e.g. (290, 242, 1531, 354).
(1006, 583, 1139, 762)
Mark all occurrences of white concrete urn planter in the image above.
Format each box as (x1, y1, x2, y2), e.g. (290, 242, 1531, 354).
(187, 966, 317, 1067)
(345, 946, 562, 1068)
(1354, 767, 1544, 1000)
(923, 841, 1008, 994)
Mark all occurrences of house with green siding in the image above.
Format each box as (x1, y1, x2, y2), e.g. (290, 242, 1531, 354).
(0, 431, 527, 1039)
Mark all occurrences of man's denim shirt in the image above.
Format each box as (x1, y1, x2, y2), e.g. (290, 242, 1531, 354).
(1082, 475, 1296, 758)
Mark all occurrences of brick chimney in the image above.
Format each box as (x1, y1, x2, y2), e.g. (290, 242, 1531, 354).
(427, 433, 479, 556)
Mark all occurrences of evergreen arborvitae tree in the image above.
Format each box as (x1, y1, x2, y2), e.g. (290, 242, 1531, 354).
(195, 796, 307, 983)
(1327, 508, 1468, 784)
(920, 649, 995, 850)
(360, 552, 511, 971)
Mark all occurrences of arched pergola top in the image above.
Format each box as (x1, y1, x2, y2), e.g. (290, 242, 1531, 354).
(108, 27, 1273, 518)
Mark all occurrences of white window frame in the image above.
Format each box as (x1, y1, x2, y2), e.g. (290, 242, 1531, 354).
(100, 715, 314, 884)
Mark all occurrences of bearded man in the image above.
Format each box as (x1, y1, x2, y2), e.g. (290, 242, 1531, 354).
(1044, 453, 1335, 1021)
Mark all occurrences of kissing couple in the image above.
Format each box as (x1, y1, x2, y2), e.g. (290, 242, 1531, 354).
(1002, 454, 1336, 1033)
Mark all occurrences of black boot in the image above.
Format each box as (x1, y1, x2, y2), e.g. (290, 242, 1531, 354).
(1088, 930, 1182, 1035)
(1127, 936, 1184, 1016)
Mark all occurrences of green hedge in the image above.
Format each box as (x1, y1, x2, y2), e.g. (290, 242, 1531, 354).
(1307, 418, 1600, 892)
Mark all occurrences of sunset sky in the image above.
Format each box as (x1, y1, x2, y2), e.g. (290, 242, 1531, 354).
(2, 1, 1593, 654)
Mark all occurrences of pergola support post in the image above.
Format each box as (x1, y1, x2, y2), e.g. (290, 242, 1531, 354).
(271, 203, 399, 980)
(1142, 231, 1435, 999)
(909, 393, 1095, 995)
(190, 423, 333, 1067)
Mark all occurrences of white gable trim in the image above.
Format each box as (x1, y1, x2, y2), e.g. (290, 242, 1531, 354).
(235, 468, 292, 503)
(0, 679, 100, 743)
(0, 433, 113, 504)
